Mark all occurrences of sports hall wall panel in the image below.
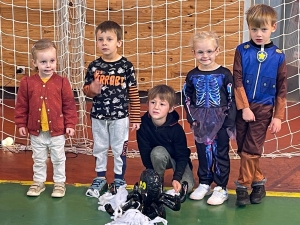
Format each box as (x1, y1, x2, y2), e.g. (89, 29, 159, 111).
(0, 0, 243, 92)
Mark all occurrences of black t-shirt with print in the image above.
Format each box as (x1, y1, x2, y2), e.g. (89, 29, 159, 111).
(84, 56, 137, 120)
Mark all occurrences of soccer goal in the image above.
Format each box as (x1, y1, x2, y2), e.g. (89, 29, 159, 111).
(0, 0, 299, 158)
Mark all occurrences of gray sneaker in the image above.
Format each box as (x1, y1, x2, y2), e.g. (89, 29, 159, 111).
(114, 178, 126, 189)
(85, 177, 108, 198)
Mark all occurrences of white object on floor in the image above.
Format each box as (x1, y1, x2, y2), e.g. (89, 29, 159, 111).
(1, 137, 14, 147)
(165, 189, 180, 196)
(98, 184, 128, 214)
(105, 209, 168, 225)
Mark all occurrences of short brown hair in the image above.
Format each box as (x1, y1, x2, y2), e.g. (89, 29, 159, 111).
(31, 39, 56, 61)
(147, 84, 176, 108)
(246, 4, 277, 27)
(95, 21, 122, 41)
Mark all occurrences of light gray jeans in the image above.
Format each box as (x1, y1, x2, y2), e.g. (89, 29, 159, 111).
(91, 117, 129, 177)
(30, 131, 66, 183)
(150, 146, 195, 193)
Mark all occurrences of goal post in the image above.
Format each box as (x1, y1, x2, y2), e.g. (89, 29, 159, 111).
(0, 0, 299, 158)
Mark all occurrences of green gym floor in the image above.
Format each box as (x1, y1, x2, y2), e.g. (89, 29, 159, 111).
(1, 182, 300, 225)
(1, 151, 300, 225)
(1, 94, 300, 224)
(1, 100, 300, 224)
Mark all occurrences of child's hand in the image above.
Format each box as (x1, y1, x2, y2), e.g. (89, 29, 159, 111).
(269, 118, 282, 134)
(131, 123, 140, 131)
(66, 128, 75, 136)
(242, 108, 256, 122)
(19, 127, 27, 136)
(172, 180, 181, 193)
(191, 120, 199, 127)
(82, 80, 102, 98)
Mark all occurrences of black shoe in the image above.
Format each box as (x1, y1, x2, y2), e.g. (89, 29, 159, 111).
(236, 187, 250, 206)
(250, 185, 266, 204)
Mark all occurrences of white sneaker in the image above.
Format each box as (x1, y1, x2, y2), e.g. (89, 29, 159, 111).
(207, 186, 228, 205)
(51, 182, 66, 198)
(165, 189, 180, 196)
(27, 182, 45, 196)
(189, 184, 212, 200)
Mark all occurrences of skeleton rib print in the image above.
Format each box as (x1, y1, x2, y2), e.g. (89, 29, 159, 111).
(195, 75, 221, 108)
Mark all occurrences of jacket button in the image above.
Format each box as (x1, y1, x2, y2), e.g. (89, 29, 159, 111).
(38, 120, 40, 122)
(37, 130, 39, 132)
(38, 108, 41, 111)
(43, 85, 45, 87)
(49, 121, 51, 123)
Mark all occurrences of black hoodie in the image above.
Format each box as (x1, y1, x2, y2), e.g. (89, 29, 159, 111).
(136, 110, 192, 182)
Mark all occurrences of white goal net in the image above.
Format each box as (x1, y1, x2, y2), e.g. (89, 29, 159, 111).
(0, 0, 299, 159)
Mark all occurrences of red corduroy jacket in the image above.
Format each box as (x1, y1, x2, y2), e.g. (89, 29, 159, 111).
(15, 73, 77, 136)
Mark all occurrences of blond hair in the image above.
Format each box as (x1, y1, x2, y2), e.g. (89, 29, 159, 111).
(148, 85, 176, 108)
(190, 31, 219, 49)
(31, 39, 57, 61)
(31, 39, 57, 71)
(246, 4, 277, 27)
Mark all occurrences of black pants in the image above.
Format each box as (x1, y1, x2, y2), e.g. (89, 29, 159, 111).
(195, 127, 230, 187)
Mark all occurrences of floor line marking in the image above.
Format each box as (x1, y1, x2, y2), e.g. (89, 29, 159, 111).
(1, 180, 300, 198)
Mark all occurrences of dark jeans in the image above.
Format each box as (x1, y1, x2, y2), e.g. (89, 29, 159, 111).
(195, 127, 230, 188)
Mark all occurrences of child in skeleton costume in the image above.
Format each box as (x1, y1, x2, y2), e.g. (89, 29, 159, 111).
(83, 21, 141, 197)
(183, 31, 236, 206)
(233, 4, 287, 206)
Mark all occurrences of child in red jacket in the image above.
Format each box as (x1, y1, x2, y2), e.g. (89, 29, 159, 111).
(15, 39, 77, 198)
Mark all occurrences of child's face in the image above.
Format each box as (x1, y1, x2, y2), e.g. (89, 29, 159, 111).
(249, 22, 277, 45)
(32, 47, 57, 78)
(193, 39, 219, 70)
(96, 29, 122, 60)
(148, 96, 173, 126)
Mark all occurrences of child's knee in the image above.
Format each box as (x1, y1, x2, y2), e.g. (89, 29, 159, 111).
(151, 146, 168, 159)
